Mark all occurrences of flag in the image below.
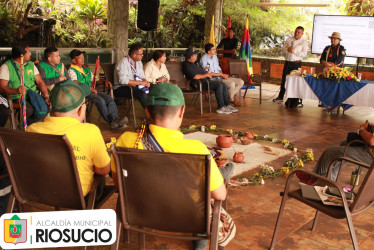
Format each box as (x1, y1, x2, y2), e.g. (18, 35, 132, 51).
(209, 15, 215, 46)
(225, 15, 232, 38)
(239, 17, 253, 82)
(92, 55, 100, 89)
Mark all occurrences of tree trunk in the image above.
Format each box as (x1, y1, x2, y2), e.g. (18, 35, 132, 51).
(108, 0, 129, 63)
(204, 0, 222, 46)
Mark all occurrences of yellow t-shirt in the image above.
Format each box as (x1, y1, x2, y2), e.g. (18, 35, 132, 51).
(27, 116, 110, 196)
(111, 124, 223, 191)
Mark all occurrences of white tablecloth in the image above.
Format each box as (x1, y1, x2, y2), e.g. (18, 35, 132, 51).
(285, 75, 374, 108)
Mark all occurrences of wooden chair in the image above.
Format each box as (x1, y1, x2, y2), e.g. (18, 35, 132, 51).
(101, 63, 137, 127)
(228, 59, 262, 104)
(110, 146, 222, 250)
(7, 95, 26, 130)
(0, 128, 115, 213)
(166, 61, 212, 114)
(270, 151, 374, 249)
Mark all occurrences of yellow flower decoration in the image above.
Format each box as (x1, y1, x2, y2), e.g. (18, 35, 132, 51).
(189, 125, 196, 130)
(106, 143, 112, 149)
(282, 139, 289, 144)
(281, 167, 289, 174)
(210, 125, 216, 130)
(313, 74, 317, 78)
(226, 128, 233, 134)
(298, 159, 304, 168)
(111, 137, 117, 144)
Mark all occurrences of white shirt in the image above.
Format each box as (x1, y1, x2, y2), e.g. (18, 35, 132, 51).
(200, 53, 221, 74)
(0, 63, 39, 81)
(114, 56, 146, 89)
(283, 36, 309, 62)
(143, 59, 170, 83)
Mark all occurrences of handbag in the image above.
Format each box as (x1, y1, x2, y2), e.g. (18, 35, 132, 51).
(27, 89, 48, 120)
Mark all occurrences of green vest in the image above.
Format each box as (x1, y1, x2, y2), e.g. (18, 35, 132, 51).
(70, 66, 92, 87)
(38, 61, 65, 79)
(4, 60, 37, 99)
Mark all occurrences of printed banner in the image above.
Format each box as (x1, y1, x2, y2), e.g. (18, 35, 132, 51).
(0, 209, 116, 249)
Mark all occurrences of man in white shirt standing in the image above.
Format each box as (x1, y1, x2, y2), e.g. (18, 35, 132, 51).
(200, 44, 244, 104)
(273, 26, 308, 102)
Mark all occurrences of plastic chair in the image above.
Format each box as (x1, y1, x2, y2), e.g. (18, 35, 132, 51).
(166, 61, 212, 114)
(228, 59, 262, 104)
(110, 146, 222, 250)
(270, 154, 374, 250)
(0, 128, 115, 212)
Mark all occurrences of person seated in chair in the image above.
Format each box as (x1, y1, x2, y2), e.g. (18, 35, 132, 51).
(27, 80, 110, 197)
(183, 48, 238, 114)
(320, 32, 346, 70)
(299, 120, 374, 184)
(0, 43, 50, 126)
(37, 47, 70, 91)
(68, 49, 127, 130)
(114, 43, 150, 108)
(200, 43, 244, 104)
(143, 50, 170, 84)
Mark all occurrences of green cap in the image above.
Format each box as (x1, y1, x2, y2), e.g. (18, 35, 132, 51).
(147, 82, 185, 106)
(50, 79, 91, 112)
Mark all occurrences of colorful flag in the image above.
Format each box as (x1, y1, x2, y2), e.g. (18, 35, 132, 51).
(92, 55, 100, 89)
(225, 15, 232, 38)
(239, 17, 253, 82)
(209, 15, 215, 46)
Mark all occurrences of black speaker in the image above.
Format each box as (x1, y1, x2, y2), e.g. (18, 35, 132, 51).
(137, 0, 160, 31)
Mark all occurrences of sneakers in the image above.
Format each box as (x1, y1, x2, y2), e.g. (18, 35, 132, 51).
(110, 117, 128, 130)
(216, 107, 232, 114)
(226, 105, 238, 113)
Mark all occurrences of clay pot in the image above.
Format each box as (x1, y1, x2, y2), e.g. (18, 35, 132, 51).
(215, 159, 227, 167)
(240, 137, 251, 145)
(216, 134, 234, 148)
(233, 152, 244, 163)
(245, 132, 255, 139)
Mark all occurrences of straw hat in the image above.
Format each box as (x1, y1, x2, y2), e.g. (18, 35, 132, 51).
(328, 32, 342, 41)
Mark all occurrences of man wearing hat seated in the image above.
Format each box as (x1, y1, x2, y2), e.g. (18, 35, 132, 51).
(320, 32, 346, 69)
(183, 48, 238, 114)
(27, 80, 110, 198)
(68, 49, 127, 130)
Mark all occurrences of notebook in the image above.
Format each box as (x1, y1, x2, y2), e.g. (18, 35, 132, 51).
(299, 183, 321, 201)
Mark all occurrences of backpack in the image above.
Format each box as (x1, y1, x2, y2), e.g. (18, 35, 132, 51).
(285, 98, 303, 108)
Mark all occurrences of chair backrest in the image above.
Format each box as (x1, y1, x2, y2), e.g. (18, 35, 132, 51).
(228, 59, 250, 83)
(350, 161, 374, 212)
(112, 147, 211, 235)
(0, 128, 86, 209)
(165, 61, 189, 90)
(101, 63, 116, 83)
(252, 61, 261, 75)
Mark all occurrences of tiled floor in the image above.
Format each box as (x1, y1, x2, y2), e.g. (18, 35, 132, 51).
(37, 83, 374, 249)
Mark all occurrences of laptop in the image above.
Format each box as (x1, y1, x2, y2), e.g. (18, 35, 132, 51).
(299, 182, 321, 201)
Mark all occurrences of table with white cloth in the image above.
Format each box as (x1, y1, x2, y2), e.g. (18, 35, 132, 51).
(285, 75, 374, 110)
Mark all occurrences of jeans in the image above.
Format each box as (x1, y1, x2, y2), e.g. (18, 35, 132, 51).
(313, 141, 374, 180)
(114, 85, 147, 108)
(191, 79, 230, 109)
(86, 91, 118, 124)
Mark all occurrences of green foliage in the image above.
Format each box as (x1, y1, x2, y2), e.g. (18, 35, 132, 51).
(77, 0, 107, 21)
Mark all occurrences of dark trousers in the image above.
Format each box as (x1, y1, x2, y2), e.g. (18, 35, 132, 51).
(277, 61, 302, 99)
(0, 104, 9, 127)
(191, 79, 230, 109)
(12, 99, 39, 126)
(86, 91, 118, 124)
(114, 85, 147, 108)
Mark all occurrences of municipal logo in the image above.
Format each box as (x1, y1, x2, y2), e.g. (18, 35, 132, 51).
(4, 215, 27, 244)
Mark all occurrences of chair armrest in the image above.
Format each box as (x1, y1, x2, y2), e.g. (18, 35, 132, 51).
(334, 156, 371, 169)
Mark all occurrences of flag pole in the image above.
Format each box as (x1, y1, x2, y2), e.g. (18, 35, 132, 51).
(92, 55, 100, 89)
(20, 54, 27, 130)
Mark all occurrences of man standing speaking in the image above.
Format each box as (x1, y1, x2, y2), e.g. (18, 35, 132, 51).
(273, 26, 309, 102)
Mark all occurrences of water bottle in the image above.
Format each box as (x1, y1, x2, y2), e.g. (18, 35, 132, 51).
(350, 168, 359, 186)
